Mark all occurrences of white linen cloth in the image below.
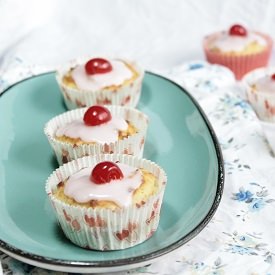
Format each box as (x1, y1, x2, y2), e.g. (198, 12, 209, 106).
(1, 1, 275, 274)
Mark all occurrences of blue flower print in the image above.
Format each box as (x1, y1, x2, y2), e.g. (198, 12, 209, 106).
(233, 188, 253, 202)
(249, 198, 265, 212)
(223, 231, 275, 263)
(234, 184, 274, 221)
(177, 258, 226, 274)
(229, 245, 254, 255)
(210, 94, 255, 127)
(234, 100, 251, 110)
(189, 63, 204, 70)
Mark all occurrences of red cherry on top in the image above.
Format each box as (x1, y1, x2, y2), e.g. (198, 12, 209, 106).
(85, 58, 113, 75)
(229, 24, 247, 36)
(271, 73, 275, 81)
(90, 161, 124, 184)
(83, 105, 112, 126)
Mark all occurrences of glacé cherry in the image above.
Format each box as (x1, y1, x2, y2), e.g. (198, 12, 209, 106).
(85, 58, 113, 75)
(83, 105, 111, 126)
(229, 24, 247, 36)
(91, 161, 124, 184)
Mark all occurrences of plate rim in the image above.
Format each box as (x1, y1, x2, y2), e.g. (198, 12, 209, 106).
(0, 71, 224, 270)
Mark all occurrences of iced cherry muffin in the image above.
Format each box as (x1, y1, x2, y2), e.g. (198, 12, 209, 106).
(45, 154, 167, 250)
(243, 67, 275, 122)
(56, 57, 144, 109)
(243, 67, 275, 153)
(203, 24, 273, 79)
(44, 105, 148, 164)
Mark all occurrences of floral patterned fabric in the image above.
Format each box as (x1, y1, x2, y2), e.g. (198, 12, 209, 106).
(1, 59, 275, 274)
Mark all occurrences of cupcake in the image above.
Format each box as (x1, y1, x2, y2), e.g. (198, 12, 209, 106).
(243, 67, 275, 153)
(44, 105, 148, 165)
(56, 57, 144, 109)
(45, 154, 167, 250)
(243, 67, 275, 122)
(203, 24, 273, 80)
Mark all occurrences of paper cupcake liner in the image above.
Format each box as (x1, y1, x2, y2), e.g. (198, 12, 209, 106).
(56, 57, 144, 110)
(44, 105, 148, 165)
(203, 32, 273, 80)
(242, 66, 275, 122)
(45, 154, 167, 250)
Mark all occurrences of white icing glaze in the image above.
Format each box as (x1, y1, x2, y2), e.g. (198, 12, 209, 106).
(210, 31, 267, 52)
(64, 163, 142, 207)
(55, 117, 128, 143)
(71, 60, 133, 91)
(254, 75, 275, 94)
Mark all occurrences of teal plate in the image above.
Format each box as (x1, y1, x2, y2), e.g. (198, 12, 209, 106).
(0, 72, 224, 273)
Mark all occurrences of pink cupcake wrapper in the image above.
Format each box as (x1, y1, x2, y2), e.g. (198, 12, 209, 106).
(44, 105, 149, 165)
(203, 32, 273, 80)
(56, 57, 144, 110)
(45, 154, 167, 250)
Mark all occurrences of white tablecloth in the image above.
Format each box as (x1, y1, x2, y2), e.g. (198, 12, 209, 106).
(1, 1, 275, 274)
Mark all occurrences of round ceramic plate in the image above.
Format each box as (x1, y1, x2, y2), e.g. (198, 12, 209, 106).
(0, 72, 224, 273)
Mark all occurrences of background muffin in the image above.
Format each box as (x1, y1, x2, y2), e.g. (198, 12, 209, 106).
(203, 24, 273, 80)
(243, 67, 275, 153)
(56, 57, 144, 109)
(243, 67, 275, 122)
(44, 105, 148, 164)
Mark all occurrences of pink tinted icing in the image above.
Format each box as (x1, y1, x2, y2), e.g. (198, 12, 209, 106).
(64, 163, 142, 207)
(71, 60, 133, 91)
(55, 117, 128, 143)
(210, 31, 267, 52)
(254, 75, 275, 94)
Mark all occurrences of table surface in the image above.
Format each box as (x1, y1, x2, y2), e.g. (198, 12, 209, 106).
(0, 1, 275, 274)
